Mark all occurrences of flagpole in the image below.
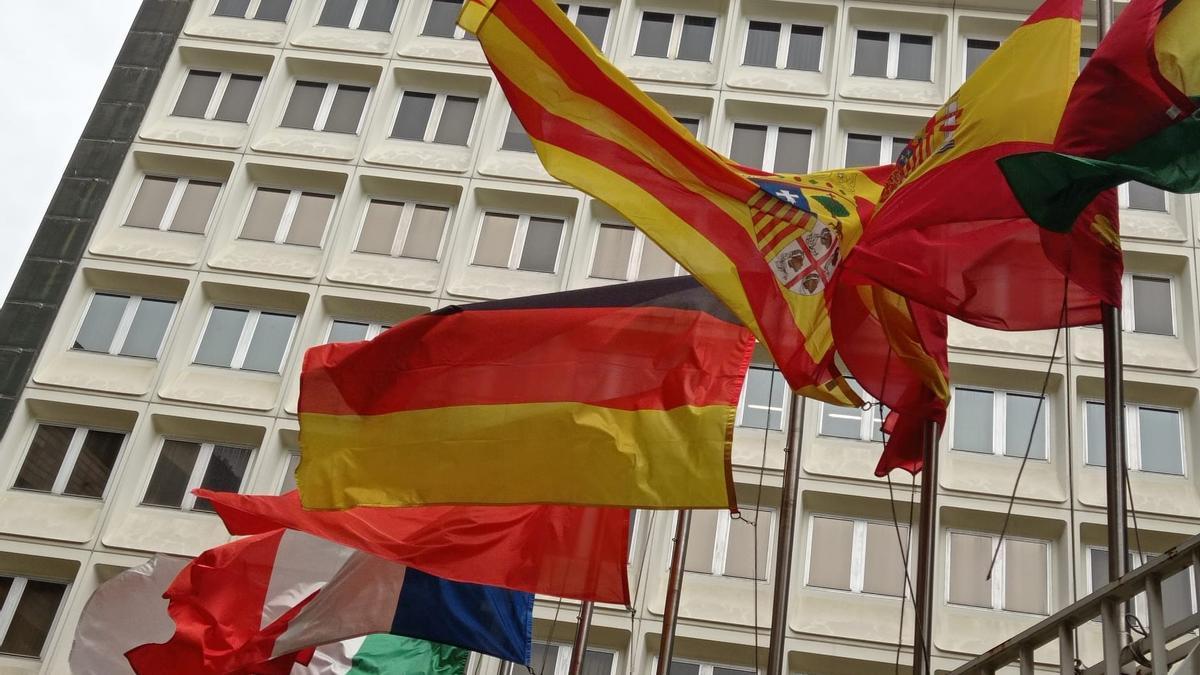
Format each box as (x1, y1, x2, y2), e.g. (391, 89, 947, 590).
(657, 509, 691, 672)
(912, 419, 941, 675)
(566, 601, 594, 675)
(766, 393, 805, 675)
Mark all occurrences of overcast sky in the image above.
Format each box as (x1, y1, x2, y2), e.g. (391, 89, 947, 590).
(0, 2, 142, 302)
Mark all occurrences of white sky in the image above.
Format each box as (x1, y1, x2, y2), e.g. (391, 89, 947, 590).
(0, 1, 143, 302)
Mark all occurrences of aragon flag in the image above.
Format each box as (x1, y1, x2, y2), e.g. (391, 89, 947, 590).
(296, 277, 754, 511)
(1000, 0, 1200, 232)
(843, 0, 1122, 331)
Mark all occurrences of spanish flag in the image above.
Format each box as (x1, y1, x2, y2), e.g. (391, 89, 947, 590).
(296, 277, 754, 510)
(1001, 0, 1200, 231)
(845, 0, 1122, 331)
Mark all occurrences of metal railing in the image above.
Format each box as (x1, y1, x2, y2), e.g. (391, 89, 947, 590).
(950, 532, 1200, 675)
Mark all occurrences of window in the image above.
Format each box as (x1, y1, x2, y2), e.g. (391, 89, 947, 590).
(668, 660, 754, 675)
(685, 506, 772, 580)
(327, 319, 389, 343)
(0, 575, 68, 658)
(845, 133, 912, 167)
(950, 387, 1047, 460)
(557, 4, 612, 49)
(356, 200, 450, 260)
(806, 516, 908, 597)
(1124, 274, 1173, 336)
(390, 91, 478, 145)
(507, 642, 617, 675)
(124, 175, 221, 234)
(743, 21, 823, 71)
(964, 38, 999, 78)
(634, 12, 716, 62)
(947, 532, 1048, 615)
(471, 213, 565, 273)
(422, 0, 472, 38)
(239, 187, 335, 247)
(729, 123, 811, 173)
(172, 70, 263, 123)
(738, 367, 786, 430)
(316, 0, 399, 31)
(1080, 46, 1095, 70)
(143, 439, 253, 512)
(1119, 181, 1168, 212)
(1088, 548, 1195, 628)
(590, 223, 682, 281)
(73, 293, 176, 359)
(674, 116, 701, 139)
(500, 109, 534, 152)
(213, 0, 293, 21)
(280, 81, 370, 133)
(819, 382, 887, 442)
(1085, 402, 1184, 475)
(13, 424, 124, 499)
(278, 452, 301, 494)
(853, 30, 933, 81)
(194, 307, 298, 373)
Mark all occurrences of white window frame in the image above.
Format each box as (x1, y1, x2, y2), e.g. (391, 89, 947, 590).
(1085, 546, 1198, 624)
(124, 175, 220, 234)
(285, 81, 370, 134)
(818, 399, 885, 442)
(729, 122, 814, 173)
(1084, 400, 1187, 475)
(327, 319, 389, 342)
(850, 28, 936, 81)
(144, 438, 254, 512)
(1122, 273, 1176, 335)
(949, 386, 1050, 460)
(736, 367, 788, 431)
(689, 507, 775, 581)
(72, 292, 178, 359)
(945, 531, 1050, 615)
(803, 515, 912, 596)
(390, 89, 478, 145)
(633, 10, 719, 62)
(844, 131, 911, 167)
(241, 186, 335, 247)
(213, 0, 293, 21)
(174, 70, 263, 122)
(558, 3, 614, 51)
(742, 18, 825, 71)
(668, 658, 756, 675)
(0, 574, 69, 659)
(470, 212, 567, 274)
(192, 305, 299, 372)
(588, 222, 685, 282)
(960, 35, 1001, 81)
(1118, 182, 1170, 213)
(508, 642, 619, 675)
(354, 199, 451, 260)
(316, 0, 399, 31)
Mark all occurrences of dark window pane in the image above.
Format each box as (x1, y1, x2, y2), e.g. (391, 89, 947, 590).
(434, 96, 477, 145)
(357, 200, 404, 255)
(193, 445, 252, 511)
(863, 522, 908, 596)
(724, 508, 771, 580)
(1004, 539, 1048, 614)
(74, 293, 128, 353)
(281, 81, 326, 129)
(279, 453, 300, 494)
(712, 668, 754, 675)
(807, 516, 853, 590)
(423, 0, 462, 37)
(897, 34, 933, 81)
(1005, 394, 1047, 460)
(1088, 548, 1109, 594)
(591, 224, 635, 280)
(64, 430, 124, 498)
(359, 0, 400, 30)
(317, 0, 356, 27)
(744, 21, 781, 67)
(576, 6, 610, 49)
(173, 70, 220, 118)
(635, 12, 672, 57)
(948, 532, 994, 608)
(1085, 401, 1106, 466)
(329, 320, 370, 343)
(119, 298, 176, 359)
(952, 388, 994, 453)
(1139, 408, 1183, 475)
(683, 509, 718, 573)
(194, 307, 248, 368)
(774, 127, 811, 174)
(1132, 276, 1173, 335)
(325, 85, 369, 133)
(143, 439, 201, 508)
(213, 74, 261, 123)
(740, 367, 785, 429)
(14, 425, 75, 493)
(678, 15, 715, 61)
(285, 192, 334, 247)
(581, 649, 615, 675)
(214, 0, 251, 17)
(125, 175, 176, 229)
(820, 402, 862, 439)
(518, 217, 564, 273)
(786, 25, 823, 71)
(854, 30, 889, 77)
(965, 38, 1000, 79)
(674, 116, 700, 138)
(474, 213, 519, 267)
(636, 239, 678, 280)
(529, 644, 561, 675)
(1128, 181, 1167, 211)
(241, 187, 290, 241)
(391, 91, 436, 140)
(170, 180, 221, 234)
(730, 123, 767, 169)
(0, 578, 10, 619)
(668, 663, 701, 675)
(254, 0, 293, 20)
(242, 312, 296, 373)
(401, 205, 449, 260)
(501, 112, 534, 152)
(846, 133, 883, 168)
(1161, 564, 1194, 626)
(1079, 47, 1094, 71)
(891, 137, 912, 163)
(0, 580, 67, 657)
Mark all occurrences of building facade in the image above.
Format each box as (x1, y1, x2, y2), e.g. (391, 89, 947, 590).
(0, 0, 1194, 672)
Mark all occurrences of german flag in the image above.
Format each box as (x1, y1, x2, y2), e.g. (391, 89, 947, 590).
(296, 277, 754, 510)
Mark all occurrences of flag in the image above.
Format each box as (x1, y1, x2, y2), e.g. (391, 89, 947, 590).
(199, 489, 631, 604)
(296, 276, 754, 510)
(1000, 0, 1200, 231)
(297, 635, 467, 675)
(843, 0, 1123, 331)
(458, 0, 908, 404)
(125, 530, 533, 673)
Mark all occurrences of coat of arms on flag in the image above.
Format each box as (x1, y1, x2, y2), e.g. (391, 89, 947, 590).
(749, 179, 845, 296)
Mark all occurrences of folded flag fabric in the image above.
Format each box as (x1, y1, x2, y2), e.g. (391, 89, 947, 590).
(1000, 0, 1200, 231)
(298, 635, 468, 675)
(297, 276, 754, 510)
(844, 0, 1122, 331)
(199, 489, 631, 605)
(125, 529, 533, 673)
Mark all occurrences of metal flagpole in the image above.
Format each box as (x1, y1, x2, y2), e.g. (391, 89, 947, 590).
(566, 601, 594, 675)
(766, 393, 805, 675)
(657, 509, 692, 673)
(912, 419, 941, 675)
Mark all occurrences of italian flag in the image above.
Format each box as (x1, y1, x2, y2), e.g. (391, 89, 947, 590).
(298, 635, 467, 675)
